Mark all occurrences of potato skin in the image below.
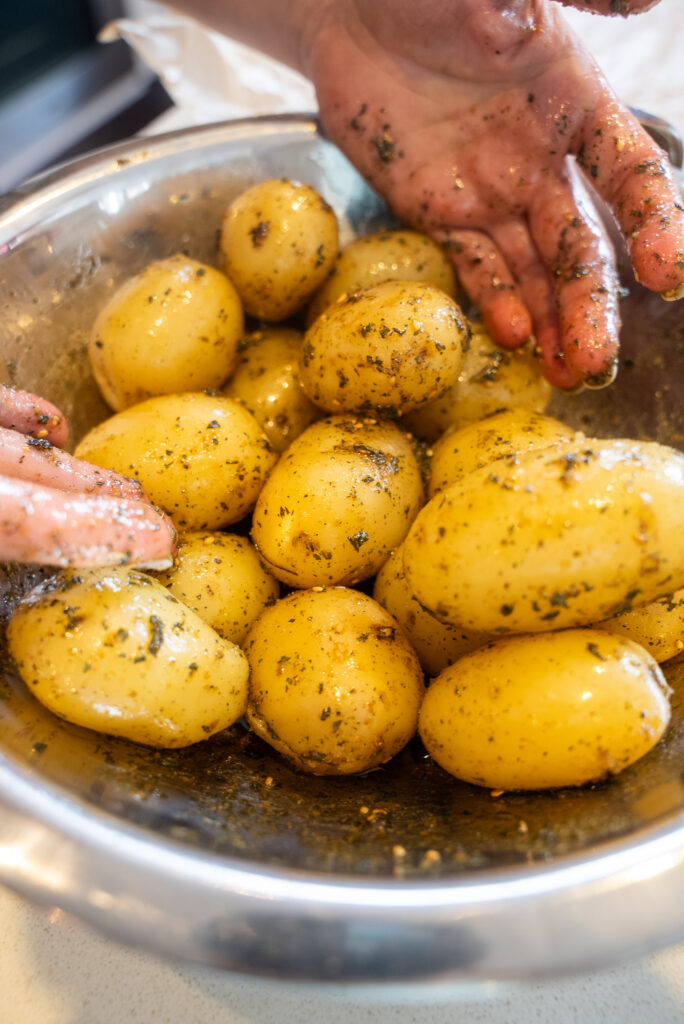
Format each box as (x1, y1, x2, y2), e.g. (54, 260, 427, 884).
(75, 393, 277, 531)
(219, 179, 338, 320)
(404, 438, 684, 633)
(7, 568, 248, 748)
(598, 587, 684, 663)
(307, 229, 457, 324)
(419, 629, 671, 790)
(300, 280, 468, 416)
(403, 326, 550, 443)
(251, 416, 424, 587)
(89, 255, 243, 412)
(245, 587, 424, 775)
(222, 328, 320, 452)
(154, 531, 279, 644)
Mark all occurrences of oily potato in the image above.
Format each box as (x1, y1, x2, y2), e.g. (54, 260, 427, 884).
(300, 280, 468, 416)
(403, 325, 551, 442)
(598, 587, 684, 663)
(251, 416, 424, 587)
(7, 568, 248, 747)
(245, 587, 424, 775)
(154, 531, 279, 644)
(428, 409, 575, 497)
(222, 328, 320, 452)
(419, 629, 671, 791)
(306, 229, 458, 324)
(75, 392, 277, 530)
(219, 178, 338, 320)
(404, 437, 684, 633)
(89, 255, 243, 411)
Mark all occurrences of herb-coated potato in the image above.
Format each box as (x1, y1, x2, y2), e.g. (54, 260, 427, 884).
(75, 393, 277, 531)
(154, 531, 279, 644)
(7, 568, 249, 748)
(219, 178, 339, 320)
(404, 438, 684, 633)
(598, 587, 684, 663)
(403, 325, 550, 442)
(306, 229, 458, 324)
(300, 280, 468, 416)
(428, 409, 575, 497)
(252, 416, 424, 587)
(419, 629, 671, 790)
(89, 255, 243, 412)
(372, 545, 489, 676)
(245, 587, 424, 775)
(222, 328, 320, 452)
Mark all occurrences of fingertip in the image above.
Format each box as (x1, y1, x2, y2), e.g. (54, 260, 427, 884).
(482, 294, 532, 349)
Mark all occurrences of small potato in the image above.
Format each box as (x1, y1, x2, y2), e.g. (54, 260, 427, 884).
(300, 280, 468, 416)
(419, 629, 671, 790)
(252, 416, 424, 587)
(403, 325, 551, 443)
(222, 328, 320, 452)
(373, 546, 490, 676)
(307, 229, 458, 324)
(598, 587, 684, 663)
(89, 255, 243, 411)
(404, 437, 684, 633)
(428, 409, 575, 497)
(7, 568, 249, 748)
(219, 179, 338, 320)
(245, 587, 424, 775)
(154, 531, 279, 644)
(75, 393, 277, 531)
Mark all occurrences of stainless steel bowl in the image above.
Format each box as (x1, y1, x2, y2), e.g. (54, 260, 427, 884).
(0, 115, 683, 987)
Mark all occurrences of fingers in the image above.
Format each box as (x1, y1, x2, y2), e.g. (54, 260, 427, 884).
(0, 476, 177, 570)
(437, 229, 532, 347)
(574, 96, 684, 299)
(0, 385, 69, 447)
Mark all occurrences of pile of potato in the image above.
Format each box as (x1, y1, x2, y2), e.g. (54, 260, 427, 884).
(8, 178, 684, 792)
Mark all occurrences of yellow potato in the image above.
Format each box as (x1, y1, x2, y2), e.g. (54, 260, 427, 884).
(219, 178, 338, 320)
(7, 568, 248, 748)
(428, 409, 575, 497)
(154, 531, 279, 644)
(403, 325, 551, 442)
(222, 328, 320, 452)
(404, 437, 684, 633)
(245, 587, 424, 775)
(89, 255, 243, 411)
(301, 280, 467, 417)
(251, 416, 424, 587)
(419, 629, 671, 790)
(372, 545, 490, 676)
(307, 229, 458, 324)
(597, 587, 684, 663)
(75, 392, 277, 531)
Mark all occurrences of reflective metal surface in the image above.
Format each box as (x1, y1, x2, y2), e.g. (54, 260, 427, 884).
(0, 115, 683, 985)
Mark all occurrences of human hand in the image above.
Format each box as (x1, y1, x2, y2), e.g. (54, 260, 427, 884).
(304, 0, 684, 387)
(0, 385, 176, 568)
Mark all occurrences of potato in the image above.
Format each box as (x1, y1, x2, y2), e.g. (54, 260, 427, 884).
(219, 178, 338, 320)
(89, 255, 243, 412)
(403, 325, 551, 442)
(307, 229, 458, 324)
(404, 437, 684, 633)
(372, 545, 489, 676)
(7, 568, 248, 748)
(154, 531, 279, 644)
(222, 328, 320, 452)
(428, 409, 575, 497)
(245, 587, 424, 774)
(251, 416, 424, 587)
(419, 629, 671, 790)
(300, 280, 468, 416)
(75, 393, 277, 531)
(597, 587, 684, 663)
